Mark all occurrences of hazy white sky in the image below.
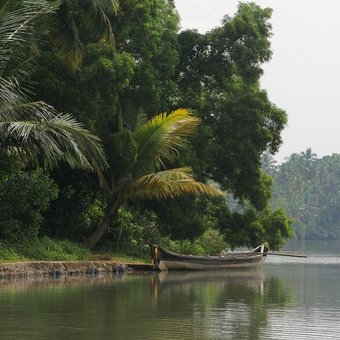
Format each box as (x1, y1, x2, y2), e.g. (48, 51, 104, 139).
(174, 0, 340, 162)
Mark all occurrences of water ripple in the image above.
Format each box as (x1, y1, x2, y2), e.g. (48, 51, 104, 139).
(264, 308, 340, 339)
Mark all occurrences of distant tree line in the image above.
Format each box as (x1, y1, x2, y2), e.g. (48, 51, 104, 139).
(264, 149, 340, 240)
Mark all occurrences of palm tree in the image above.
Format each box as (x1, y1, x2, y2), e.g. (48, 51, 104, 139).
(51, 0, 119, 68)
(0, 0, 107, 175)
(301, 147, 317, 164)
(83, 109, 222, 249)
(261, 152, 278, 175)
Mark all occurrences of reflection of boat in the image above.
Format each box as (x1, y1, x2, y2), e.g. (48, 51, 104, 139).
(151, 270, 265, 303)
(157, 270, 265, 285)
(151, 244, 268, 271)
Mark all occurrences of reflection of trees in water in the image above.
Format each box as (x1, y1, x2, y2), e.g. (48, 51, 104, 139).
(0, 272, 293, 340)
(241, 277, 293, 340)
(152, 271, 293, 340)
(0, 274, 156, 339)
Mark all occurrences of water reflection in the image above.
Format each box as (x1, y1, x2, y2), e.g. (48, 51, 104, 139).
(0, 270, 294, 340)
(1, 241, 340, 339)
(152, 270, 293, 340)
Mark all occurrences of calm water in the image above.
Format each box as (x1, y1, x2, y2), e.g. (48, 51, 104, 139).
(1, 241, 340, 339)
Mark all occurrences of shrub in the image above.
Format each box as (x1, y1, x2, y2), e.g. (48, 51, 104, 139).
(100, 208, 161, 256)
(163, 228, 227, 255)
(167, 239, 205, 255)
(198, 228, 228, 255)
(0, 169, 58, 241)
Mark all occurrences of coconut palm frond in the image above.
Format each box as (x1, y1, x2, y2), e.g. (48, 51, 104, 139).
(0, 113, 105, 170)
(0, 0, 59, 74)
(0, 120, 66, 169)
(50, 112, 108, 181)
(0, 78, 49, 120)
(0, 107, 107, 171)
(0, 77, 22, 120)
(52, 0, 84, 69)
(82, 0, 118, 42)
(0, 0, 108, 184)
(4, 55, 38, 81)
(0, 78, 107, 177)
(0, 0, 57, 45)
(122, 106, 147, 131)
(133, 109, 200, 176)
(52, 0, 118, 69)
(133, 167, 222, 200)
(92, 0, 120, 14)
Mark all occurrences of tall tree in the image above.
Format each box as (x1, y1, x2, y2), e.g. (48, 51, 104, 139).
(176, 3, 287, 209)
(84, 109, 221, 249)
(159, 3, 292, 247)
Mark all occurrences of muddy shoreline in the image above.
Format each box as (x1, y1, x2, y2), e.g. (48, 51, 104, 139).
(0, 261, 156, 278)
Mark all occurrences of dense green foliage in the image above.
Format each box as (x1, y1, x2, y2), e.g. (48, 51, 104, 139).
(0, 0, 295, 257)
(268, 149, 340, 240)
(176, 4, 287, 208)
(0, 167, 58, 241)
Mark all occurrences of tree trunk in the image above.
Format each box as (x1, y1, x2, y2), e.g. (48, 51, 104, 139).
(83, 195, 120, 249)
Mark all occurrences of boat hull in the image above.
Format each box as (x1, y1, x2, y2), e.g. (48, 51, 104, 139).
(152, 244, 268, 271)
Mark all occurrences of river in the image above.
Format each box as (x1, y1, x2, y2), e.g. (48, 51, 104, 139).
(0, 240, 340, 339)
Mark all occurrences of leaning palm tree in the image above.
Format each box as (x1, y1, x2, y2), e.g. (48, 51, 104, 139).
(0, 0, 107, 175)
(84, 109, 222, 249)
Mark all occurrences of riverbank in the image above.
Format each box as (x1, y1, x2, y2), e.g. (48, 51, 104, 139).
(0, 260, 156, 278)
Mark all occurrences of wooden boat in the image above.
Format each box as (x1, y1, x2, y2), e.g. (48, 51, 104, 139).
(151, 244, 268, 271)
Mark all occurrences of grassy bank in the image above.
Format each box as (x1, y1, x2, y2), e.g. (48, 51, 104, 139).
(0, 237, 150, 263)
(0, 237, 90, 262)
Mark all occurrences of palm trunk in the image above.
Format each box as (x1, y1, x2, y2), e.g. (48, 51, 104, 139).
(83, 194, 121, 249)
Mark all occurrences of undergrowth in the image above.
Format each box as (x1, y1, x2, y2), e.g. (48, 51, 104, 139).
(0, 237, 90, 261)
